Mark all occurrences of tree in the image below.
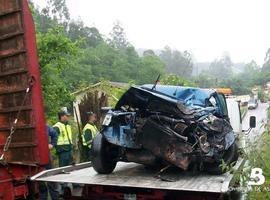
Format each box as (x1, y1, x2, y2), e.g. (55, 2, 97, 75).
(143, 49, 156, 56)
(193, 72, 214, 88)
(195, 58, 264, 95)
(43, 0, 70, 24)
(159, 46, 193, 77)
(68, 19, 103, 47)
(182, 51, 193, 77)
(37, 26, 78, 120)
(138, 54, 166, 84)
(244, 60, 259, 73)
(208, 54, 233, 80)
(219, 76, 249, 95)
(109, 21, 129, 49)
(30, 0, 194, 120)
(262, 48, 270, 73)
(221, 52, 233, 69)
(161, 74, 196, 86)
(31, 0, 70, 33)
(31, 3, 57, 33)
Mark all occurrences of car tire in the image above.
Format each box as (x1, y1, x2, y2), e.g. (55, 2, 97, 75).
(204, 142, 239, 175)
(92, 134, 117, 174)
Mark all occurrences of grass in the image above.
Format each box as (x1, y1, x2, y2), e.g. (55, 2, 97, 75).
(247, 109, 270, 199)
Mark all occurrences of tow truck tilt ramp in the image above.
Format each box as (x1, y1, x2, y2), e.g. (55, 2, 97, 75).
(32, 159, 244, 195)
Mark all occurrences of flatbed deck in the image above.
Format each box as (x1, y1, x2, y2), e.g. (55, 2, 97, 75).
(32, 158, 244, 194)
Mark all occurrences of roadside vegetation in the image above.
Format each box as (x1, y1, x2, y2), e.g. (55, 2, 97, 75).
(247, 108, 270, 199)
(29, 1, 270, 197)
(30, 0, 270, 123)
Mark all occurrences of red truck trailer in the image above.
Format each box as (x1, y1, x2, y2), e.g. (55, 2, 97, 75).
(0, 0, 49, 199)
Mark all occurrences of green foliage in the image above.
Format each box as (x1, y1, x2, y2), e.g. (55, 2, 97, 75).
(219, 159, 237, 174)
(231, 107, 270, 199)
(193, 72, 215, 88)
(161, 74, 196, 86)
(30, 0, 197, 121)
(42, 0, 70, 26)
(37, 26, 78, 120)
(247, 130, 270, 199)
(195, 54, 270, 95)
(262, 48, 270, 73)
(78, 44, 134, 82)
(98, 81, 130, 106)
(71, 43, 165, 85)
(68, 20, 104, 48)
(37, 27, 78, 70)
(220, 75, 250, 94)
(138, 55, 166, 84)
(31, 0, 68, 33)
(193, 73, 252, 95)
(257, 88, 269, 102)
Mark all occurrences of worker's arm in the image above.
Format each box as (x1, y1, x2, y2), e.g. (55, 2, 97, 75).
(84, 129, 93, 145)
(54, 127, 60, 135)
(48, 126, 58, 147)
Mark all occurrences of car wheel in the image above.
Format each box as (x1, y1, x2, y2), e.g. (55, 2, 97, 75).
(92, 134, 117, 174)
(204, 142, 239, 175)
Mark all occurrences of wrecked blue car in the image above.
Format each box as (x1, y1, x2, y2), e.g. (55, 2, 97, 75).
(92, 85, 238, 175)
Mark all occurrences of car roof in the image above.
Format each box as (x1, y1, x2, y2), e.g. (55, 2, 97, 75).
(141, 84, 216, 107)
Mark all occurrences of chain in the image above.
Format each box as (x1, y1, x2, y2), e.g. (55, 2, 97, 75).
(0, 77, 34, 161)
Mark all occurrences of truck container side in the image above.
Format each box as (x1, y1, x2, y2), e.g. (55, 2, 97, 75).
(0, 0, 48, 198)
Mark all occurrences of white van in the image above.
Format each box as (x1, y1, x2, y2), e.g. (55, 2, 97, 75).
(226, 98, 245, 150)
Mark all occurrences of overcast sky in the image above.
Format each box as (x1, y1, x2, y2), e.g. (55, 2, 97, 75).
(32, 0, 270, 65)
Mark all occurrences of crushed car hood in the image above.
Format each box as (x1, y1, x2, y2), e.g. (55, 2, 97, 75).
(115, 85, 224, 120)
(142, 84, 216, 107)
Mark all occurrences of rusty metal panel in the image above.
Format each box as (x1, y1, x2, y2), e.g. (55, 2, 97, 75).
(0, 0, 48, 165)
(140, 119, 193, 170)
(0, 0, 20, 13)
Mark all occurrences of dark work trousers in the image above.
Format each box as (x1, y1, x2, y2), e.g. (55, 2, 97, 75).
(58, 149, 72, 167)
(81, 145, 93, 162)
(57, 147, 73, 194)
(39, 160, 59, 200)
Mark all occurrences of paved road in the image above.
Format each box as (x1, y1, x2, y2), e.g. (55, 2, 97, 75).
(242, 102, 268, 142)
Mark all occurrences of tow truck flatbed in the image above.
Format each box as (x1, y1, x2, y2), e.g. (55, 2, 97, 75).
(32, 158, 244, 194)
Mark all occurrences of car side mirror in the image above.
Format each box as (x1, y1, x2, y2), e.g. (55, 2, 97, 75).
(249, 116, 256, 128)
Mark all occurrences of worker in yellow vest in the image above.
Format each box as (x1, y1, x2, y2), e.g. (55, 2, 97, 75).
(53, 110, 73, 167)
(82, 111, 99, 161)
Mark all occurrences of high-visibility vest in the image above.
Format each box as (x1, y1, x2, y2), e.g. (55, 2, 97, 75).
(53, 122, 72, 145)
(82, 123, 98, 148)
